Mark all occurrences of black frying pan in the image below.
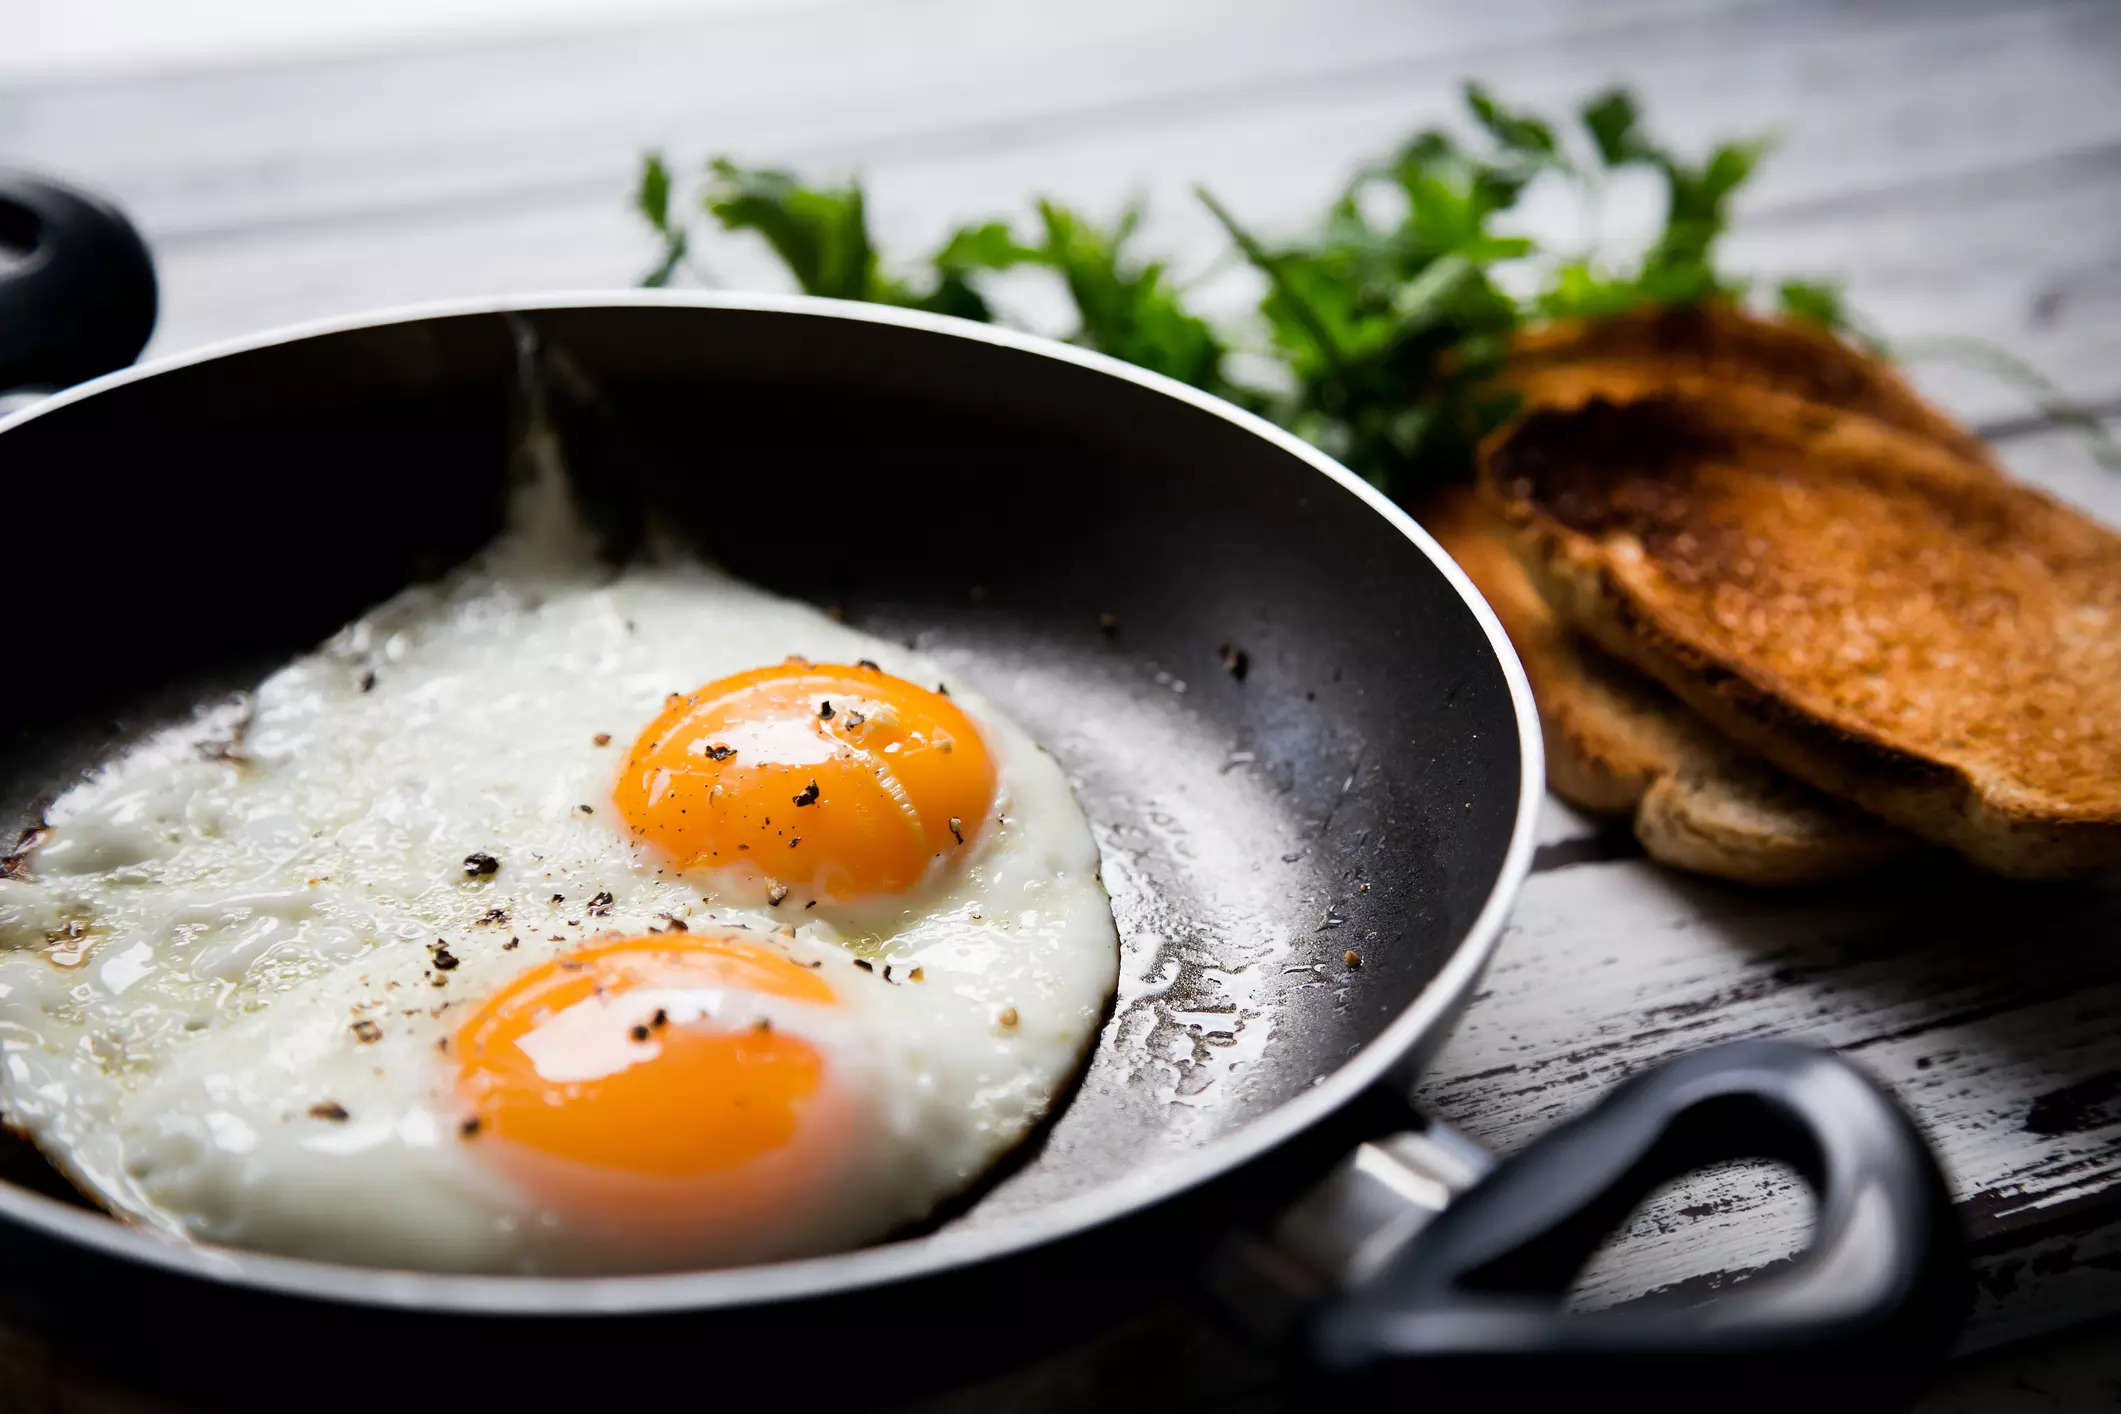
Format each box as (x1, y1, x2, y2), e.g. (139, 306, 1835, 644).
(0, 174, 1964, 1410)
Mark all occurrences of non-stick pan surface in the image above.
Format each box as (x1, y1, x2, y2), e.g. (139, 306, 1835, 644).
(0, 294, 1536, 1397)
(0, 294, 1965, 1410)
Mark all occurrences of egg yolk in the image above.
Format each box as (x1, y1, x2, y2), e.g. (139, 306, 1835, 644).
(454, 933, 838, 1178)
(614, 661, 996, 904)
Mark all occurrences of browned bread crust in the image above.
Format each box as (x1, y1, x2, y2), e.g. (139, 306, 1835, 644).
(1482, 391, 2121, 877)
(1503, 302, 1997, 471)
(1423, 486, 1911, 884)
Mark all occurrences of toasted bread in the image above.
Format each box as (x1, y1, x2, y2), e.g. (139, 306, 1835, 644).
(1438, 304, 1960, 884)
(1483, 391, 2121, 877)
(1424, 486, 1911, 883)
(1503, 302, 1997, 470)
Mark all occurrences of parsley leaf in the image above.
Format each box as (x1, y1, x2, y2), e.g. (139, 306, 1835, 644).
(1777, 278, 1848, 331)
(1031, 199, 1233, 392)
(1580, 89, 1644, 166)
(679, 159, 1239, 386)
(638, 86, 1859, 495)
(697, 160, 1010, 318)
(1465, 83, 1561, 164)
(703, 159, 883, 302)
(1637, 138, 1770, 300)
(635, 152, 689, 288)
(637, 152, 673, 230)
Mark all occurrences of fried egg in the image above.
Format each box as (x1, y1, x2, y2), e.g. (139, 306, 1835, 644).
(0, 469, 1118, 1274)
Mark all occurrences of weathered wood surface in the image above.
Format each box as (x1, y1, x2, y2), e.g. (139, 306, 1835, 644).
(1417, 419, 2121, 1353)
(3, 0, 2120, 1404)
(8, 0, 2120, 425)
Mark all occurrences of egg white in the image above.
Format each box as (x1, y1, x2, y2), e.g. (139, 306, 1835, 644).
(0, 470, 1118, 1274)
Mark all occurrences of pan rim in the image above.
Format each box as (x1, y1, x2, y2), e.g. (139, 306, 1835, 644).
(0, 289, 1545, 1315)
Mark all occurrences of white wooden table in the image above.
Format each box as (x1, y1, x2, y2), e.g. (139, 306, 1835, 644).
(4, 0, 2119, 1405)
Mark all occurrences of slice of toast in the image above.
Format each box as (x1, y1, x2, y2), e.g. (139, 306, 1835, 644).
(1424, 485, 1912, 884)
(1429, 303, 1967, 884)
(1483, 390, 2121, 877)
(1502, 302, 1998, 471)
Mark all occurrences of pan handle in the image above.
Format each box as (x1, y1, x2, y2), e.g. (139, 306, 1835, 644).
(1305, 1040, 1968, 1408)
(0, 171, 157, 394)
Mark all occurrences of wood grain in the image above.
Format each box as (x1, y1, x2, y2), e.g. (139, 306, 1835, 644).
(1420, 419, 2121, 1350)
(4, 0, 2117, 427)
(0, 0, 2117, 1403)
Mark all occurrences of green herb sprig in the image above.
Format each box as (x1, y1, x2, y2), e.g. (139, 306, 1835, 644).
(633, 84, 1854, 495)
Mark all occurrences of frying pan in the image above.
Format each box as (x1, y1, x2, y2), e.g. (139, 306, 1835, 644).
(0, 174, 1965, 1409)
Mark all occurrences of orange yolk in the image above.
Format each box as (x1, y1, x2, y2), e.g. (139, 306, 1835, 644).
(613, 661, 996, 904)
(455, 933, 838, 1178)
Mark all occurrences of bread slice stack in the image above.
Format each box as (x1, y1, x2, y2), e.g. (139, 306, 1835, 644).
(1432, 303, 2121, 882)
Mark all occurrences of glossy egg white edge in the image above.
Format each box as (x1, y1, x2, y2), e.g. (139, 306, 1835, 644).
(0, 448, 1120, 1274)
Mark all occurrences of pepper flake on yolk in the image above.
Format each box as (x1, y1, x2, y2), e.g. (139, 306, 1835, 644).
(614, 662, 996, 904)
(454, 932, 839, 1178)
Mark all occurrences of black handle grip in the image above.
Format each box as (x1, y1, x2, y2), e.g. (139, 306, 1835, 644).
(0, 171, 157, 392)
(1308, 1041, 1968, 1408)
